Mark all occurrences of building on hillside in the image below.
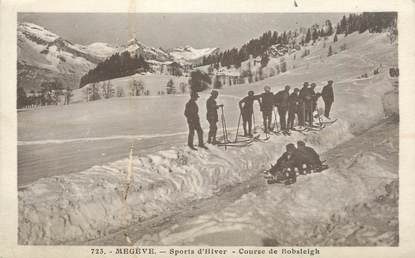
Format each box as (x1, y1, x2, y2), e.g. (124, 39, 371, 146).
(215, 67, 240, 87)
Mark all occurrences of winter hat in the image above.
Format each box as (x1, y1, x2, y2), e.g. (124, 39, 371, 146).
(211, 90, 219, 97)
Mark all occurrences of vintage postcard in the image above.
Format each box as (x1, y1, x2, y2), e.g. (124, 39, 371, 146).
(1, 0, 415, 257)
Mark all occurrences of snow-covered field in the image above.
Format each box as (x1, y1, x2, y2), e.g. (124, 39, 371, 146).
(18, 31, 398, 245)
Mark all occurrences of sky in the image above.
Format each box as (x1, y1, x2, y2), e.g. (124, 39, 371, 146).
(18, 13, 346, 50)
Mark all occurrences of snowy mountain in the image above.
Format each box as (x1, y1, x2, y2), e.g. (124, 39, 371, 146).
(17, 22, 111, 91)
(75, 42, 119, 60)
(124, 38, 171, 62)
(17, 22, 219, 90)
(168, 46, 220, 65)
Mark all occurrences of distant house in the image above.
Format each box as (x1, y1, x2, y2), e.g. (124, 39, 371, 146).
(215, 67, 240, 87)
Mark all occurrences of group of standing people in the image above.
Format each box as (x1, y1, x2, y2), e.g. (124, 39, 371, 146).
(184, 80, 334, 150)
(238, 80, 335, 136)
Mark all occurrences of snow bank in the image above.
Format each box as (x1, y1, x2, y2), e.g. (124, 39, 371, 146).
(135, 120, 398, 246)
(18, 114, 355, 244)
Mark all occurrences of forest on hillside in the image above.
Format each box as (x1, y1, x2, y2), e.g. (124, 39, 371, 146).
(201, 12, 397, 69)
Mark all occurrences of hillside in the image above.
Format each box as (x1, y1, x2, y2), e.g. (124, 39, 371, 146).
(17, 23, 107, 91)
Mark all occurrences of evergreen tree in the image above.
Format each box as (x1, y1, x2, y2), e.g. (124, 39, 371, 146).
(166, 79, 176, 94)
(17, 87, 27, 108)
(333, 33, 338, 42)
(213, 76, 222, 89)
(328, 45, 333, 56)
(305, 28, 311, 43)
(189, 70, 211, 92)
(312, 29, 318, 42)
(260, 53, 270, 68)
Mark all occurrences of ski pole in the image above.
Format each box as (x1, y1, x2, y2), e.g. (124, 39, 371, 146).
(220, 106, 227, 150)
(221, 106, 229, 143)
(234, 112, 242, 143)
(252, 111, 256, 133)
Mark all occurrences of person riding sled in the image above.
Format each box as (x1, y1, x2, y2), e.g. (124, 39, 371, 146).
(268, 143, 298, 184)
(295, 140, 323, 173)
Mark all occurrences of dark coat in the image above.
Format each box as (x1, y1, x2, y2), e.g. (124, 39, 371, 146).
(206, 97, 219, 121)
(321, 85, 334, 103)
(239, 96, 255, 114)
(274, 90, 290, 108)
(300, 87, 313, 102)
(296, 146, 321, 166)
(184, 100, 199, 123)
(258, 92, 275, 112)
(288, 92, 301, 110)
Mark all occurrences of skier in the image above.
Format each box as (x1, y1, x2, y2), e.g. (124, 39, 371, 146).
(206, 90, 223, 144)
(295, 140, 322, 171)
(256, 86, 275, 133)
(184, 91, 208, 150)
(287, 88, 301, 130)
(310, 83, 318, 113)
(300, 82, 314, 127)
(274, 85, 291, 131)
(298, 82, 309, 126)
(321, 80, 334, 119)
(238, 90, 257, 137)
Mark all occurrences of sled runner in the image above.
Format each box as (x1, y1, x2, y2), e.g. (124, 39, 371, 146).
(263, 162, 329, 185)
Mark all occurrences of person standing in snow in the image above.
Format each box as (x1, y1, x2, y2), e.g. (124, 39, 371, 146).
(256, 86, 275, 133)
(239, 90, 257, 137)
(300, 82, 314, 126)
(287, 88, 301, 130)
(274, 85, 291, 131)
(298, 82, 309, 126)
(206, 90, 223, 144)
(321, 80, 334, 119)
(184, 92, 208, 150)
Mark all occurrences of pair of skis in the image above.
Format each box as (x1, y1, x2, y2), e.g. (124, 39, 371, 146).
(216, 134, 266, 147)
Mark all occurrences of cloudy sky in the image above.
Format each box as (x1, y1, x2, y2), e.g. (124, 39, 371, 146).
(18, 13, 346, 50)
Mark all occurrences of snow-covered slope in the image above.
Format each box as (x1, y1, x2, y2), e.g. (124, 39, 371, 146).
(75, 42, 119, 60)
(17, 22, 108, 91)
(168, 46, 219, 65)
(125, 38, 171, 62)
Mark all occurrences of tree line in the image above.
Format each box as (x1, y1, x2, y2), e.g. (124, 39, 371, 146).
(79, 51, 150, 88)
(335, 12, 397, 35)
(201, 20, 334, 69)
